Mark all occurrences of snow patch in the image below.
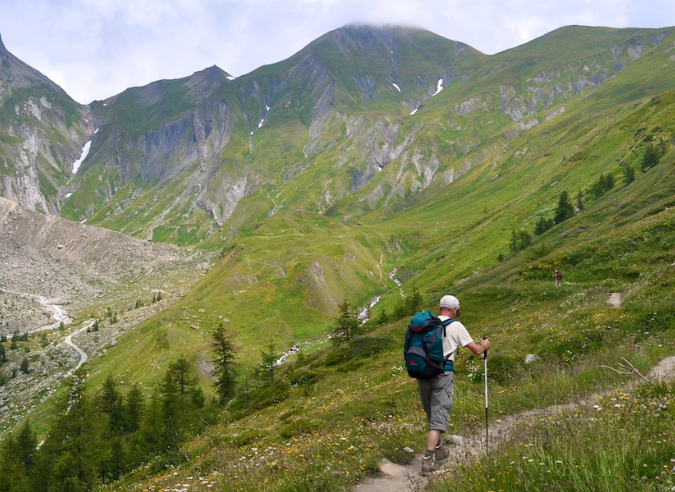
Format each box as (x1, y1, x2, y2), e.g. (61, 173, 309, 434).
(227, 76, 236, 80)
(410, 108, 418, 115)
(258, 118, 265, 129)
(392, 83, 401, 92)
(265, 105, 270, 111)
(93, 128, 99, 134)
(65, 193, 72, 199)
(432, 78, 444, 96)
(72, 140, 91, 174)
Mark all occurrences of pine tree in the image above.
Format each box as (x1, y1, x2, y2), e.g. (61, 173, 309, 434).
(254, 342, 280, 384)
(534, 216, 554, 235)
(33, 373, 103, 491)
(622, 163, 635, 184)
(575, 189, 585, 210)
(406, 285, 423, 313)
(554, 191, 575, 224)
(131, 391, 162, 464)
(15, 420, 37, 472)
(159, 372, 182, 452)
(0, 434, 31, 492)
(330, 299, 358, 344)
(641, 142, 660, 171)
(0, 421, 36, 492)
(124, 384, 145, 434)
(210, 324, 237, 404)
(375, 308, 389, 326)
(97, 375, 126, 435)
(157, 356, 205, 455)
(509, 229, 519, 252)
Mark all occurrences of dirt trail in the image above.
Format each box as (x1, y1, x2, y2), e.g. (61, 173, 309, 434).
(353, 356, 675, 492)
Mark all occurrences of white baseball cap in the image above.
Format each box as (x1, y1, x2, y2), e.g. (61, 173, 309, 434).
(439, 295, 459, 310)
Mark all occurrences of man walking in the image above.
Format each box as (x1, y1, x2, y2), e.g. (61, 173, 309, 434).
(418, 294, 490, 475)
(554, 269, 563, 288)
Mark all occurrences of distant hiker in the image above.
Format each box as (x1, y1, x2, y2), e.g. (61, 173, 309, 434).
(554, 269, 563, 288)
(413, 295, 489, 475)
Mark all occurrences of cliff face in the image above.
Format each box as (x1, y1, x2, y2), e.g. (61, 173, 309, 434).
(0, 34, 94, 214)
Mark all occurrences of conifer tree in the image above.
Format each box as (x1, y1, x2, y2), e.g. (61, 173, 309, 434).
(97, 375, 126, 435)
(330, 299, 358, 344)
(375, 308, 389, 326)
(575, 189, 585, 210)
(15, 420, 37, 473)
(210, 323, 237, 404)
(33, 373, 103, 491)
(622, 163, 635, 184)
(254, 342, 280, 384)
(641, 142, 660, 171)
(124, 384, 145, 434)
(554, 191, 575, 224)
(0, 433, 31, 492)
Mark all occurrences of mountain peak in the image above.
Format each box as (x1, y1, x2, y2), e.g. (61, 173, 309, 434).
(194, 64, 228, 77)
(0, 32, 8, 57)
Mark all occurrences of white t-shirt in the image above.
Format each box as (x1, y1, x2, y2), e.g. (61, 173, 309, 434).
(438, 316, 474, 361)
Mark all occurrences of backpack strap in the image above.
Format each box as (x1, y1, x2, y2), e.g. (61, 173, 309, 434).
(440, 318, 456, 369)
(440, 318, 456, 338)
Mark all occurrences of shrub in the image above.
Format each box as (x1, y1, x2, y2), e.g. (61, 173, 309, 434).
(588, 173, 615, 199)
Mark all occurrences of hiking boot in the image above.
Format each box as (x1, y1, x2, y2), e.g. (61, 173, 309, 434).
(420, 458, 440, 476)
(420, 450, 440, 476)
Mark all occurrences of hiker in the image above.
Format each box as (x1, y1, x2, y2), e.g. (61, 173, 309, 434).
(554, 269, 563, 288)
(418, 295, 489, 474)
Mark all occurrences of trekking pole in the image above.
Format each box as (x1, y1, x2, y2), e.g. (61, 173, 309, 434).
(483, 337, 489, 454)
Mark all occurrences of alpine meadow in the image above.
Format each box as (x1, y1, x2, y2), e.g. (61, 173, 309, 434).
(2, 22, 675, 491)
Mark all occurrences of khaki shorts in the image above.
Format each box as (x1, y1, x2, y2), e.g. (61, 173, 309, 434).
(417, 372, 454, 432)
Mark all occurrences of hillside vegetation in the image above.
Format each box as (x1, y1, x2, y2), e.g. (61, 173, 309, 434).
(2, 23, 675, 492)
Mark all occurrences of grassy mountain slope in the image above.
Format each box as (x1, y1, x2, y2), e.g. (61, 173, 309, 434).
(71, 25, 675, 393)
(100, 72, 675, 488)
(108, 120, 675, 490)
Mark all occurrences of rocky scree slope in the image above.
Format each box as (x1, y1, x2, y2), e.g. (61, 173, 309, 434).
(0, 195, 212, 435)
(0, 195, 210, 334)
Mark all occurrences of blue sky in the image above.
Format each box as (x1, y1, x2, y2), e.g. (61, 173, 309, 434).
(0, 0, 673, 104)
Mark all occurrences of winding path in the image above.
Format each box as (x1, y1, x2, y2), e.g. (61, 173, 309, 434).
(63, 321, 94, 371)
(353, 355, 675, 492)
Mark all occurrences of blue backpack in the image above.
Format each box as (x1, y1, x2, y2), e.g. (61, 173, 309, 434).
(404, 311, 455, 379)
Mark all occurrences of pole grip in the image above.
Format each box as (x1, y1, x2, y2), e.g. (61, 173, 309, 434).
(482, 336, 488, 359)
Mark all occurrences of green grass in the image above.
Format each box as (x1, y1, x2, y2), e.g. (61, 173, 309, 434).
(432, 383, 675, 492)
